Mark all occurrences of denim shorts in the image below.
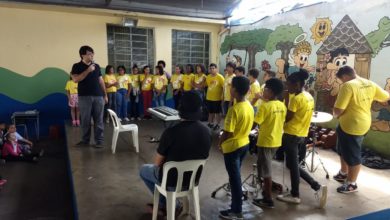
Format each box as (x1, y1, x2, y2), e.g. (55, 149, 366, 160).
(336, 126, 365, 166)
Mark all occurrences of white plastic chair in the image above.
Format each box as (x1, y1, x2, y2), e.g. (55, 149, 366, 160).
(107, 109, 139, 154)
(152, 159, 207, 220)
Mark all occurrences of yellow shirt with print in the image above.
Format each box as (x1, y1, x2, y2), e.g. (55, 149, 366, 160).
(171, 73, 182, 90)
(104, 74, 118, 93)
(246, 80, 261, 105)
(255, 100, 286, 147)
(130, 74, 140, 89)
(194, 73, 206, 89)
(284, 91, 314, 137)
(182, 73, 194, 91)
(140, 74, 154, 91)
(221, 101, 254, 153)
(116, 74, 131, 90)
(65, 80, 78, 94)
(206, 73, 225, 101)
(153, 74, 168, 91)
(335, 77, 389, 135)
(223, 73, 235, 101)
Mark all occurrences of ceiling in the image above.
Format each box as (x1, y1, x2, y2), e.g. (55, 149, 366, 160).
(7, 0, 240, 20)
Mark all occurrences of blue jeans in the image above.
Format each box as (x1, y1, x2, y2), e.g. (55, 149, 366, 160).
(154, 92, 165, 107)
(116, 89, 128, 119)
(223, 145, 248, 213)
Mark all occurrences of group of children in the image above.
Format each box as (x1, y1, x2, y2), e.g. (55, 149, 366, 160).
(217, 68, 328, 219)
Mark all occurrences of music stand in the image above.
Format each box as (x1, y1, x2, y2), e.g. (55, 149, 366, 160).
(303, 111, 333, 179)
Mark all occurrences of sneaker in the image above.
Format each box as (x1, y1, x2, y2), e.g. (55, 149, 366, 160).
(39, 149, 45, 157)
(337, 183, 358, 194)
(72, 120, 77, 126)
(118, 118, 122, 122)
(124, 117, 130, 122)
(277, 194, 301, 204)
(0, 179, 7, 187)
(32, 156, 39, 162)
(219, 209, 243, 220)
(130, 117, 135, 120)
(75, 141, 89, 147)
(315, 185, 327, 208)
(76, 120, 80, 126)
(137, 117, 141, 121)
(333, 171, 347, 182)
(213, 124, 221, 131)
(94, 142, 104, 148)
(253, 198, 275, 208)
(106, 118, 110, 124)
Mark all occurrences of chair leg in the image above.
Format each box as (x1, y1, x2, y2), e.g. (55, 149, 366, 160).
(152, 188, 160, 220)
(166, 193, 176, 220)
(112, 130, 119, 154)
(132, 129, 139, 153)
(193, 187, 201, 220)
(183, 196, 190, 215)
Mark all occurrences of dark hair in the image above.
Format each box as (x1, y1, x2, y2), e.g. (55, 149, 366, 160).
(79, 45, 94, 58)
(186, 64, 194, 73)
(287, 69, 309, 88)
(143, 65, 150, 73)
(195, 64, 206, 73)
(155, 65, 164, 75)
(265, 78, 284, 97)
(105, 65, 114, 74)
(157, 60, 166, 68)
(330, 48, 349, 63)
(178, 91, 202, 120)
(175, 65, 184, 73)
(117, 65, 126, 73)
(248, 68, 260, 78)
(235, 66, 245, 74)
(232, 76, 250, 97)
(226, 62, 236, 69)
(336, 65, 355, 78)
(264, 70, 276, 78)
(209, 63, 217, 68)
(132, 64, 138, 69)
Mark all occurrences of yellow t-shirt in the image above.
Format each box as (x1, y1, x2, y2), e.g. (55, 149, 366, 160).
(116, 74, 131, 90)
(206, 73, 225, 101)
(171, 73, 183, 90)
(222, 101, 254, 154)
(246, 80, 261, 105)
(224, 73, 235, 101)
(284, 91, 314, 137)
(335, 77, 389, 135)
(255, 100, 286, 147)
(104, 74, 117, 93)
(65, 80, 78, 95)
(153, 74, 168, 91)
(140, 74, 154, 91)
(130, 74, 140, 89)
(182, 73, 194, 91)
(194, 73, 206, 89)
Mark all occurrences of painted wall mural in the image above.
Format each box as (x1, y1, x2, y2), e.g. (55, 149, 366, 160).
(219, 0, 390, 156)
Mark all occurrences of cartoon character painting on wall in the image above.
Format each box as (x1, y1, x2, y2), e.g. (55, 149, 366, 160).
(322, 48, 349, 96)
(371, 78, 390, 132)
(226, 54, 243, 67)
(310, 17, 333, 44)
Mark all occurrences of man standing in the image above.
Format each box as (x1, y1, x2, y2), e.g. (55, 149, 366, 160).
(206, 63, 225, 130)
(71, 46, 108, 148)
(333, 66, 389, 193)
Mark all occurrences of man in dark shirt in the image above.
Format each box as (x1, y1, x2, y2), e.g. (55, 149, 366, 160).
(71, 46, 108, 147)
(139, 91, 212, 216)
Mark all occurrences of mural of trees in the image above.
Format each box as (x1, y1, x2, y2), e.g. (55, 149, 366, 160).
(220, 28, 272, 69)
(366, 16, 390, 57)
(265, 24, 304, 63)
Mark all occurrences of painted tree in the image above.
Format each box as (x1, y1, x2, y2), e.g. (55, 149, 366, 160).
(265, 24, 304, 62)
(220, 28, 272, 69)
(366, 16, 390, 57)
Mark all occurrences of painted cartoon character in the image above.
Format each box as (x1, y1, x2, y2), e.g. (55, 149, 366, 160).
(288, 39, 315, 74)
(310, 17, 333, 44)
(323, 48, 349, 96)
(226, 54, 242, 67)
(371, 78, 390, 132)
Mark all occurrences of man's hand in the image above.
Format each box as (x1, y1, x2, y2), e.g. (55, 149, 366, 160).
(87, 64, 96, 73)
(104, 95, 108, 104)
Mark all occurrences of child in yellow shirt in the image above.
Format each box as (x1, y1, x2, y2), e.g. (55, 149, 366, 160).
(104, 65, 118, 123)
(247, 69, 261, 113)
(153, 65, 168, 107)
(182, 64, 194, 92)
(192, 64, 207, 101)
(140, 66, 154, 119)
(223, 62, 236, 115)
(206, 63, 225, 130)
(65, 77, 79, 126)
(116, 66, 131, 121)
(129, 64, 141, 120)
(219, 76, 254, 219)
(170, 65, 183, 109)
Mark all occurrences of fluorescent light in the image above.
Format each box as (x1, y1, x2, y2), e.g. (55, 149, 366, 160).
(122, 18, 138, 27)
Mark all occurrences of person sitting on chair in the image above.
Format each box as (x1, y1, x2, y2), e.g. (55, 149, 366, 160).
(139, 91, 212, 217)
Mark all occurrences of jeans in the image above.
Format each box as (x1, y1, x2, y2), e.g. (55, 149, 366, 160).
(129, 93, 140, 118)
(78, 96, 105, 144)
(105, 92, 117, 119)
(283, 134, 320, 197)
(223, 145, 248, 213)
(116, 89, 128, 119)
(154, 92, 165, 107)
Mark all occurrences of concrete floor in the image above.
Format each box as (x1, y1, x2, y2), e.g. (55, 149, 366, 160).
(66, 120, 390, 220)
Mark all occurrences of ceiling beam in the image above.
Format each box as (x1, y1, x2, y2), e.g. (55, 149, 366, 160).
(105, 0, 112, 6)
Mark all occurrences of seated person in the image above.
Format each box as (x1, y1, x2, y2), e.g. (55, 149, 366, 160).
(2, 133, 40, 162)
(6, 124, 34, 154)
(139, 91, 212, 217)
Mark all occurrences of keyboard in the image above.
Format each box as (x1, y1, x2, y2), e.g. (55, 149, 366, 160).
(147, 106, 180, 121)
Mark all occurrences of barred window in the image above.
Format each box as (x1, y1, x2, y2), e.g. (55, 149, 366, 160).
(107, 25, 154, 71)
(172, 30, 210, 72)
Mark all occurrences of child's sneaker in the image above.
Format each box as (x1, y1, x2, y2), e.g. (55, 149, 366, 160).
(72, 120, 77, 126)
(315, 185, 327, 208)
(219, 209, 243, 220)
(137, 117, 141, 121)
(333, 171, 347, 182)
(337, 183, 358, 194)
(124, 117, 130, 122)
(76, 120, 80, 126)
(277, 194, 301, 204)
(130, 117, 135, 120)
(252, 198, 275, 208)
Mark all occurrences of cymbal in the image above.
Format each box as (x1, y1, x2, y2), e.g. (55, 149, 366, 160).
(311, 111, 333, 123)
